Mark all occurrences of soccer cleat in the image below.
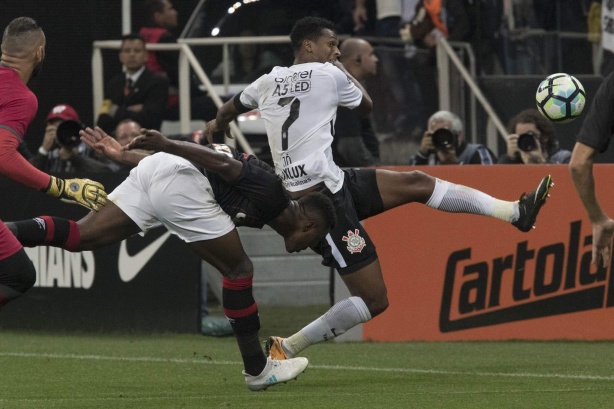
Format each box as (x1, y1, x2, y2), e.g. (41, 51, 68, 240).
(264, 336, 288, 360)
(243, 356, 308, 391)
(512, 175, 554, 232)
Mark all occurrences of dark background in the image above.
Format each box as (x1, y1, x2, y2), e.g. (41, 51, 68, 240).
(0, 0, 353, 155)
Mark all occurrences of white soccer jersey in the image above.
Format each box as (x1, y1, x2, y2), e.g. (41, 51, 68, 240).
(240, 62, 363, 193)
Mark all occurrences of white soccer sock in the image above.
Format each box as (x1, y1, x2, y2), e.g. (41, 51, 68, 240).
(283, 297, 372, 357)
(426, 178, 519, 222)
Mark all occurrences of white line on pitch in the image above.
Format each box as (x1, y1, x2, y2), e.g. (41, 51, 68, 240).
(1, 352, 613, 382)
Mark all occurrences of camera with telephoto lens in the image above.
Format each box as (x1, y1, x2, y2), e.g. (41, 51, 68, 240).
(517, 131, 539, 152)
(431, 128, 457, 151)
(55, 120, 84, 148)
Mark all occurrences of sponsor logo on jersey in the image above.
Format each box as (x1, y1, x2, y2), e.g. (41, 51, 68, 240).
(439, 220, 614, 332)
(342, 229, 366, 254)
(272, 70, 313, 96)
(280, 164, 308, 181)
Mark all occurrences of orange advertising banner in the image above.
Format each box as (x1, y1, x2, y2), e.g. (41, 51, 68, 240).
(362, 165, 614, 341)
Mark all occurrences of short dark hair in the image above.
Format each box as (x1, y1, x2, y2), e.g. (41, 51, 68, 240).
(289, 17, 335, 53)
(507, 109, 558, 154)
(2, 17, 43, 53)
(121, 33, 146, 43)
(299, 191, 336, 229)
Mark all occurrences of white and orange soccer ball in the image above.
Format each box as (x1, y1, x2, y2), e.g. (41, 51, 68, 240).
(535, 73, 586, 123)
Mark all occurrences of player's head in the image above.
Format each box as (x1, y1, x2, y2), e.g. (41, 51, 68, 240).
(290, 17, 339, 63)
(1, 17, 46, 82)
(339, 38, 378, 78)
(143, 0, 178, 29)
(284, 192, 336, 253)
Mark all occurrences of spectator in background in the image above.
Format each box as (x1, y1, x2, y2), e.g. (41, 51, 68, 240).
(598, 0, 614, 76)
(96, 34, 168, 134)
(31, 104, 111, 173)
(353, 0, 428, 138)
(498, 108, 571, 165)
(139, 0, 217, 122)
(211, 29, 284, 84)
(333, 37, 380, 167)
(409, 110, 495, 165)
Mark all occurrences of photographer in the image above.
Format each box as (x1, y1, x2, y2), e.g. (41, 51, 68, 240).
(409, 110, 495, 165)
(498, 109, 571, 165)
(31, 104, 111, 173)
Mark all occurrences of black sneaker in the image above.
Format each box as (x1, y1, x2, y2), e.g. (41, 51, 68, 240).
(512, 175, 554, 232)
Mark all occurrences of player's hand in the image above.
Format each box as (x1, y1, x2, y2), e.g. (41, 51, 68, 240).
(204, 119, 232, 144)
(80, 126, 124, 162)
(591, 218, 614, 267)
(45, 176, 107, 211)
(125, 129, 172, 152)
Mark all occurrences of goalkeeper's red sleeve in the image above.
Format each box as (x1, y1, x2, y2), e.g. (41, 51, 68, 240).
(0, 128, 51, 191)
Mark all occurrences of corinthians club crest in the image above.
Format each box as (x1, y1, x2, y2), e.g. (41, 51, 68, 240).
(342, 229, 366, 254)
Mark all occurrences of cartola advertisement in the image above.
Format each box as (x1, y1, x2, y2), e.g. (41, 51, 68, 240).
(363, 165, 614, 341)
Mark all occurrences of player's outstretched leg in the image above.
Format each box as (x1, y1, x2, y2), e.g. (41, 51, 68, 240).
(243, 356, 309, 391)
(511, 175, 554, 232)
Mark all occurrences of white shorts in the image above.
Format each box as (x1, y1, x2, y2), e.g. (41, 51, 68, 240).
(108, 152, 234, 243)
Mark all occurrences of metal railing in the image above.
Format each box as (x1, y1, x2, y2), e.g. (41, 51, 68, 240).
(93, 35, 507, 155)
(92, 37, 292, 155)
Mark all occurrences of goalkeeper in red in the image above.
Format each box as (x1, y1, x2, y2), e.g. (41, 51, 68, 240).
(0, 17, 106, 308)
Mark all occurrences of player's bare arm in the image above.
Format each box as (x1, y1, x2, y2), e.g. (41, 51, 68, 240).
(569, 141, 614, 267)
(80, 126, 149, 167)
(332, 60, 372, 115)
(129, 129, 243, 182)
(205, 99, 240, 144)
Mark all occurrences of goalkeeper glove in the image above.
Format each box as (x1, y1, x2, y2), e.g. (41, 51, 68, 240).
(45, 176, 107, 211)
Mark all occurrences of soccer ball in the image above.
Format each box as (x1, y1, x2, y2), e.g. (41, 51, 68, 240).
(535, 73, 586, 123)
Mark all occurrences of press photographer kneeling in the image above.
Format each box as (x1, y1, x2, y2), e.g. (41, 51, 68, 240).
(498, 108, 571, 165)
(409, 110, 496, 165)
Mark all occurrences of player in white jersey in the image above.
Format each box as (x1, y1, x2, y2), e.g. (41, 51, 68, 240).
(205, 16, 554, 361)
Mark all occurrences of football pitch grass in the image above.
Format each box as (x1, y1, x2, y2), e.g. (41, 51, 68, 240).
(1, 306, 614, 409)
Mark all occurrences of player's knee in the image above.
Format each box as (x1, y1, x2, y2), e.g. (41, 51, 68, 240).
(403, 170, 434, 187)
(226, 254, 253, 280)
(6, 250, 37, 293)
(18, 257, 37, 293)
(363, 293, 389, 318)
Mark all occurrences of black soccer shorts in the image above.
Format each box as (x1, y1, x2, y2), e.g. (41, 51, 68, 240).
(310, 168, 384, 276)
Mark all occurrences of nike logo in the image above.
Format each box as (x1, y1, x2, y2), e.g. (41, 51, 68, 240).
(118, 231, 172, 282)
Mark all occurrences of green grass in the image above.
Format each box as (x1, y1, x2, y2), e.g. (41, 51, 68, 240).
(1, 306, 614, 408)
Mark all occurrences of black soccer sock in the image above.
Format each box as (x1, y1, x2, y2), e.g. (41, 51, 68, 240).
(7, 216, 81, 251)
(222, 276, 266, 376)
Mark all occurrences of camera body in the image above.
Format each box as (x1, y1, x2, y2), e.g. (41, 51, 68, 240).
(431, 128, 457, 151)
(517, 131, 539, 152)
(55, 120, 84, 148)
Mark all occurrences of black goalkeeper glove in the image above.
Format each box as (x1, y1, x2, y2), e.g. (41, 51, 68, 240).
(45, 176, 107, 211)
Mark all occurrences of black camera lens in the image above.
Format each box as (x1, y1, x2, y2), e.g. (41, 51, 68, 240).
(55, 120, 84, 148)
(517, 132, 538, 152)
(431, 128, 456, 151)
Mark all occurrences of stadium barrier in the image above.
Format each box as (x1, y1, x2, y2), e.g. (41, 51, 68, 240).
(358, 164, 614, 341)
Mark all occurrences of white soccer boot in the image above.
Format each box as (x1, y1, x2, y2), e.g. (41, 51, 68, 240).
(243, 356, 308, 391)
